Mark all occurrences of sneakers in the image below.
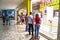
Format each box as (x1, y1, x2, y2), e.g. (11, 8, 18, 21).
(35, 36, 39, 40)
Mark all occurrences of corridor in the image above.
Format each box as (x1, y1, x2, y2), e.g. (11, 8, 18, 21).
(0, 20, 48, 40)
(0, 0, 59, 40)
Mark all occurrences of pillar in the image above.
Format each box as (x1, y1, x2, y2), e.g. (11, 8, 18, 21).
(26, 0, 31, 16)
(18, 0, 31, 16)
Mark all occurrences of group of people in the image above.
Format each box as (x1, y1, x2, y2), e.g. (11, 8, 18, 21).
(2, 13, 10, 25)
(17, 13, 25, 25)
(25, 12, 41, 40)
(16, 12, 41, 39)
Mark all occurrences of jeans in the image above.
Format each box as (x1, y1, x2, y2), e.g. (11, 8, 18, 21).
(35, 24, 40, 37)
(26, 24, 29, 32)
(28, 24, 34, 36)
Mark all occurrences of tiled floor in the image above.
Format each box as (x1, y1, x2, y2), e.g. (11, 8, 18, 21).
(0, 24, 48, 40)
(0, 20, 48, 40)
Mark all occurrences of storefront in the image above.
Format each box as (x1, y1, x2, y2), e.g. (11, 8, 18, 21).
(40, 0, 59, 35)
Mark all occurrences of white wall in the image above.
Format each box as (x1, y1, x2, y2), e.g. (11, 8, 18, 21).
(31, 0, 40, 3)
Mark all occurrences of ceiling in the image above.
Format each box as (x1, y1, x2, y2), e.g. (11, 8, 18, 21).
(0, 0, 24, 9)
(31, 0, 40, 4)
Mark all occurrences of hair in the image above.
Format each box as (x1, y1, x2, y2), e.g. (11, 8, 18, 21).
(21, 12, 23, 14)
(36, 14, 39, 18)
(18, 14, 20, 16)
(30, 12, 32, 15)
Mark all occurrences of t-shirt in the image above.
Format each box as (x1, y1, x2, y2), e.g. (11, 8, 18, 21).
(6, 16, 10, 21)
(28, 15, 33, 24)
(35, 17, 41, 24)
(20, 15, 24, 20)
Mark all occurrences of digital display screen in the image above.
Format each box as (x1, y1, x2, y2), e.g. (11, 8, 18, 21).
(7, 10, 14, 17)
(2, 9, 15, 20)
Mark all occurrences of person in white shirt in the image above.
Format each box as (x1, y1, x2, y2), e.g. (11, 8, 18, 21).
(28, 12, 34, 36)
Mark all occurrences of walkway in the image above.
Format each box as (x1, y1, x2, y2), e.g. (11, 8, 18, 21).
(0, 20, 48, 40)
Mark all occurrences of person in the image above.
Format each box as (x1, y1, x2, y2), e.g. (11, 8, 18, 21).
(2, 13, 6, 25)
(17, 15, 20, 24)
(6, 14, 10, 25)
(20, 13, 25, 24)
(27, 12, 34, 36)
(35, 14, 41, 39)
(25, 14, 28, 32)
